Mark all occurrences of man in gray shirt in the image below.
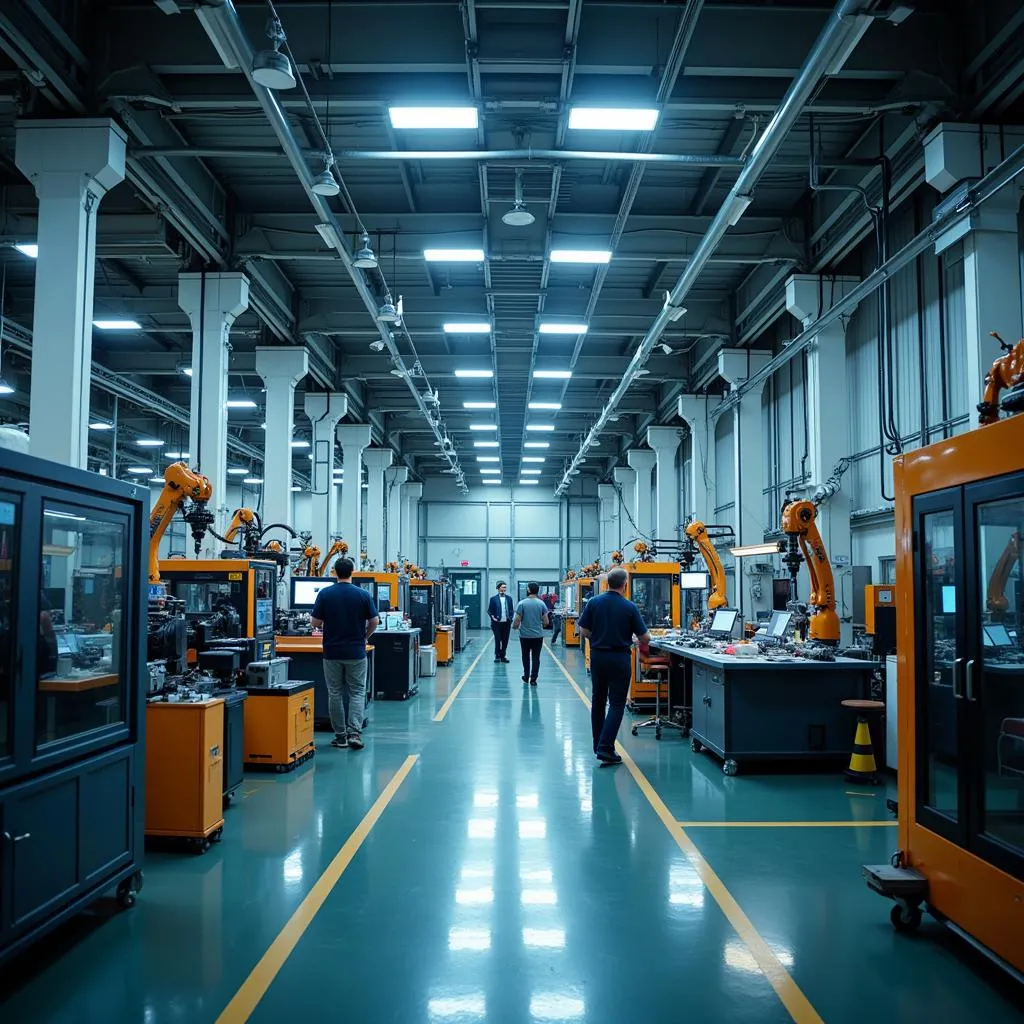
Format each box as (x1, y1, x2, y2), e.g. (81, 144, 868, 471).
(513, 581, 550, 686)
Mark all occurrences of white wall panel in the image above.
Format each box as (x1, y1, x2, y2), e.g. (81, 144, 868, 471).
(488, 503, 511, 535)
(487, 540, 512, 567)
(427, 501, 487, 537)
(425, 539, 488, 567)
(514, 503, 559, 536)
(511, 540, 562, 567)
(714, 414, 734, 515)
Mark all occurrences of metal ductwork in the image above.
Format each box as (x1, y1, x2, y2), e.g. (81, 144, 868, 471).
(555, 0, 877, 496)
(191, 0, 466, 490)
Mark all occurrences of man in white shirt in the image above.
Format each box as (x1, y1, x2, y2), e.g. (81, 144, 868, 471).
(488, 581, 514, 663)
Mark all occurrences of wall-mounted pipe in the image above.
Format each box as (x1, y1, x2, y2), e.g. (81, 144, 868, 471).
(555, 0, 876, 496)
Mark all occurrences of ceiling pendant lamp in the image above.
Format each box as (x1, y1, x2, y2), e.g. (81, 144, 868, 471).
(353, 233, 378, 269)
(311, 153, 340, 197)
(252, 17, 295, 90)
(502, 168, 535, 226)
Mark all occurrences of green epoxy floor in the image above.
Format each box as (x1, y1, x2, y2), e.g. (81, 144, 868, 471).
(2, 634, 1022, 1023)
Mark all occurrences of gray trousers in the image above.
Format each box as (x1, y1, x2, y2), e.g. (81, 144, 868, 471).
(323, 658, 368, 740)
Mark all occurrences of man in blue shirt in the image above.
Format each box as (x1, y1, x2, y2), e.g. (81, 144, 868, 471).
(311, 557, 379, 750)
(578, 567, 651, 765)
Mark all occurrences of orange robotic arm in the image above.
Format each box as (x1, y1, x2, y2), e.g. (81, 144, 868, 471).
(979, 332, 1024, 426)
(317, 540, 349, 576)
(781, 500, 839, 643)
(149, 462, 213, 584)
(684, 520, 728, 610)
(986, 530, 1020, 613)
(297, 545, 321, 577)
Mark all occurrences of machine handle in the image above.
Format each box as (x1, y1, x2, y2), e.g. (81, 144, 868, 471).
(952, 657, 964, 699)
(12, 832, 30, 842)
(965, 659, 976, 702)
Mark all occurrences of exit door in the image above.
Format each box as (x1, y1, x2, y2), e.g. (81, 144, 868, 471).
(451, 572, 483, 629)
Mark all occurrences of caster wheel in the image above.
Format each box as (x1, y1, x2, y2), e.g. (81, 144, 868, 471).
(690, 736, 703, 754)
(631, 726, 638, 736)
(275, 764, 285, 774)
(723, 759, 739, 777)
(116, 873, 142, 909)
(117, 888, 136, 909)
(655, 728, 662, 740)
(211, 828, 224, 844)
(223, 793, 232, 809)
(890, 903, 922, 933)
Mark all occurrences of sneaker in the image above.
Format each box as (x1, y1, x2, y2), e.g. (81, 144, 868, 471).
(348, 735, 365, 750)
(522, 675, 529, 683)
(596, 750, 622, 765)
(330, 737, 348, 749)
(529, 679, 538, 686)
(501, 657, 510, 663)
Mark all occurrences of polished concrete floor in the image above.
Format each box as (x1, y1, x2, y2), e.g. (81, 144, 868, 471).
(2, 633, 1022, 1023)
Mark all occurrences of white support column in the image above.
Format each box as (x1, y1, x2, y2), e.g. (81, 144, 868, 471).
(255, 347, 308, 545)
(677, 395, 715, 523)
(362, 449, 393, 568)
(179, 272, 250, 531)
(337, 424, 371, 552)
(384, 466, 409, 561)
(16, 118, 126, 467)
(786, 274, 861, 575)
(626, 449, 656, 541)
(647, 426, 681, 544)
(598, 484, 618, 561)
(303, 394, 348, 544)
(402, 482, 423, 565)
(612, 467, 636, 550)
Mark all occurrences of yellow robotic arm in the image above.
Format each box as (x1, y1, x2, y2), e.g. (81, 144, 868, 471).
(149, 462, 213, 584)
(317, 540, 349, 576)
(979, 332, 1024, 425)
(986, 530, 1020, 613)
(684, 520, 728, 610)
(297, 544, 321, 577)
(781, 499, 839, 643)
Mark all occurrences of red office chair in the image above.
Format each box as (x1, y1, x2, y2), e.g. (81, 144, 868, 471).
(632, 650, 685, 740)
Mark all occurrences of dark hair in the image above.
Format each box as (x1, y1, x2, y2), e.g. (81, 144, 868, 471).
(334, 557, 355, 579)
(607, 568, 628, 591)
(527, 581, 540, 595)
(496, 581, 506, 589)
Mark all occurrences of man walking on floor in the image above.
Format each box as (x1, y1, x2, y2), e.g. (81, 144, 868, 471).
(488, 581, 514, 663)
(513, 582, 550, 686)
(311, 556, 380, 750)
(578, 567, 651, 765)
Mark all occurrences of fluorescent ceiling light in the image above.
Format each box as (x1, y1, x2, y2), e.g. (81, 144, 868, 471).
(455, 369, 493, 378)
(568, 107, 659, 131)
(424, 248, 485, 262)
(539, 323, 587, 335)
(227, 467, 248, 475)
(533, 369, 572, 379)
(15, 243, 38, 258)
(388, 106, 478, 130)
(477, 456, 500, 463)
(480, 468, 501, 475)
(549, 249, 612, 264)
(290, 440, 310, 448)
(526, 424, 555, 432)
(529, 402, 562, 410)
(125, 467, 152, 475)
(164, 451, 190, 459)
(474, 441, 499, 448)
(469, 424, 497, 431)
(522, 469, 542, 475)
(179, 366, 193, 377)
(226, 399, 258, 409)
(444, 322, 491, 334)
(93, 319, 141, 331)
(481, 479, 501, 485)
(524, 441, 550, 449)
(729, 541, 784, 558)
(291, 485, 302, 492)
(519, 479, 540, 486)
(149, 477, 165, 484)
(243, 477, 264, 485)
(522, 456, 546, 463)
(89, 421, 113, 431)
(463, 401, 496, 410)
(136, 439, 164, 448)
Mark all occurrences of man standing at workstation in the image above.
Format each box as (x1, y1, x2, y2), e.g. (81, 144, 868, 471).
(513, 582, 550, 686)
(488, 581, 514, 663)
(311, 557, 380, 750)
(578, 567, 651, 765)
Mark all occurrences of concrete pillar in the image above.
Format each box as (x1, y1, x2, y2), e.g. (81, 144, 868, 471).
(304, 394, 348, 544)
(678, 395, 715, 522)
(718, 349, 771, 621)
(626, 449, 656, 541)
(179, 272, 250, 531)
(647, 426, 681, 544)
(362, 449, 392, 568)
(337, 424, 371, 552)
(402, 481, 423, 565)
(612, 467, 636, 550)
(15, 118, 126, 467)
(598, 484, 618, 561)
(384, 466, 409, 561)
(786, 274, 861, 574)
(255, 347, 308, 546)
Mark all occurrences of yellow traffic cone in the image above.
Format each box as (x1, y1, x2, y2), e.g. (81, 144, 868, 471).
(845, 716, 879, 784)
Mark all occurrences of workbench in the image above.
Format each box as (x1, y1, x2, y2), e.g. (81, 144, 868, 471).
(650, 638, 879, 775)
(273, 636, 375, 728)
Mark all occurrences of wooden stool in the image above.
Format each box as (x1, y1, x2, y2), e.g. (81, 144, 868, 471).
(842, 699, 885, 785)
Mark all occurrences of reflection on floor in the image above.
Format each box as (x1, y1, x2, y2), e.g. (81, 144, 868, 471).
(2, 633, 1023, 1023)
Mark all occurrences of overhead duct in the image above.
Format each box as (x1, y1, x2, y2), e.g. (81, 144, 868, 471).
(555, 0, 877, 495)
(191, 0, 466, 490)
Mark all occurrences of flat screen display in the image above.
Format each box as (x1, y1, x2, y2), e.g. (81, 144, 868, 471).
(767, 610, 793, 638)
(377, 583, 393, 611)
(709, 608, 738, 636)
(941, 585, 956, 614)
(291, 577, 334, 609)
(984, 623, 1012, 647)
(680, 572, 710, 590)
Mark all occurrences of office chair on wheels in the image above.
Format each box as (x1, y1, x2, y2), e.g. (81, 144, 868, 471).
(632, 651, 685, 740)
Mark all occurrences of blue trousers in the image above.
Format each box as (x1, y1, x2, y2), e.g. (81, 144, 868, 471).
(590, 650, 631, 754)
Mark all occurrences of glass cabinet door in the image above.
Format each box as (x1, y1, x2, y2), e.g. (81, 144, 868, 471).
(630, 574, 674, 629)
(966, 479, 1024, 881)
(0, 491, 21, 768)
(913, 490, 967, 845)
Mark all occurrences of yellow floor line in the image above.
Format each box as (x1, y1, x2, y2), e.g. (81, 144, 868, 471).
(546, 647, 823, 1024)
(433, 639, 492, 722)
(216, 755, 418, 1024)
(679, 820, 897, 828)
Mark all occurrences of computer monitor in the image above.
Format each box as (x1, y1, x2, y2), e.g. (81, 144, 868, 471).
(708, 608, 739, 637)
(290, 577, 335, 610)
(767, 609, 793, 639)
(772, 578, 791, 611)
(941, 585, 956, 614)
(983, 623, 1012, 647)
(377, 584, 393, 611)
(680, 571, 710, 590)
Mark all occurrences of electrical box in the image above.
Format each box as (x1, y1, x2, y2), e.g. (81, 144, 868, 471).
(865, 585, 895, 634)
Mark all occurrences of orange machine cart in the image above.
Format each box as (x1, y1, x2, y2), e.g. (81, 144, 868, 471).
(561, 576, 596, 646)
(145, 699, 225, 853)
(242, 680, 315, 772)
(436, 625, 454, 665)
(876, 411, 1023, 974)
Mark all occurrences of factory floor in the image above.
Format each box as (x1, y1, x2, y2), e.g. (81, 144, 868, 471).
(2, 633, 1023, 1023)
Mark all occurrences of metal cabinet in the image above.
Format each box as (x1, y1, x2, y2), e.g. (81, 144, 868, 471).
(691, 662, 726, 753)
